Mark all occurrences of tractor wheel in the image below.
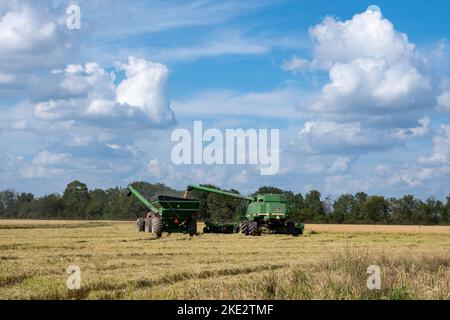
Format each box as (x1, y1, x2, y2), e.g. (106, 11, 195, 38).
(298, 225, 304, 235)
(287, 222, 302, 236)
(233, 223, 240, 233)
(136, 218, 145, 232)
(247, 221, 258, 236)
(295, 224, 304, 236)
(286, 222, 295, 234)
(151, 216, 163, 238)
(144, 217, 152, 233)
(187, 217, 197, 236)
(239, 221, 249, 235)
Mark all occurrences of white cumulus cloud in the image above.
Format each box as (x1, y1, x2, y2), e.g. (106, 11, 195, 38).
(391, 116, 431, 139)
(297, 120, 395, 154)
(419, 125, 450, 165)
(328, 156, 352, 174)
(34, 57, 175, 128)
(0, 2, 56, 52)
(281, 55, 310, 74)
(437, 91, 450, 111)
(116, 57, 174, 125)
(0, 1, 80, 71)
(308, 58, 431, 116)
(288, 7, 435, 124)
(32, 150, 71, 166)
(287, 6, 440, 162)
(309, 8, 415, 68)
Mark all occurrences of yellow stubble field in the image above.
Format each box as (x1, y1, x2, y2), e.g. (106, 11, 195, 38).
(0, 220, 449, 300)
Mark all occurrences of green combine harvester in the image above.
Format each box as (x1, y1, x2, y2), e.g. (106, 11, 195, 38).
(127, 183, 304, 237)
(185, 184, 304, 236)
(127, 185, 200, 237)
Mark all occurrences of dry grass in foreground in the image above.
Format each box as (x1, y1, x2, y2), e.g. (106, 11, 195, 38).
(0, 221, 449, 299)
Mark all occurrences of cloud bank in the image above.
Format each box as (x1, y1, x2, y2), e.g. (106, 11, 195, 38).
(35, 57, 175, 128)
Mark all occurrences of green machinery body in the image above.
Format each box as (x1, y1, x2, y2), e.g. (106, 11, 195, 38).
(127, 185, 199, 236)
(186, 184, 304, 236)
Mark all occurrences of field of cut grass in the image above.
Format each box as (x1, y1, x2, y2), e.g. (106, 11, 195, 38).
(0, 220, 449, 300)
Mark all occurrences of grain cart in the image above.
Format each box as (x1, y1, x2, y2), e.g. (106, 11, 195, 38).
(185, 184, 304, 236)
(127, 185, 200, 237)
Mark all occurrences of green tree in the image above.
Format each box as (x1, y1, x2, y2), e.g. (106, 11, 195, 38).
(17, 193, 35, 218)
(207, 187, 242, 222)
(417, 198, 445, 225)
(253, 186, 285, 195)
(189, 184, 216, 219)
(390, 195, 419, 224)
(36, 194, 64, 218)
(62, 181, 90, 218)
(433, 200, 445, 225)
(86, 189, 107, 219)
(333, 194, 356, 223)
(361, 196, 389, 223)
(302, 190, 325, 222)
(0, 199, 4, 218)
(103, 187, 131, 219)
(352, 192, 368, 222)
(289, 193, 304, 222)
(188, 185, 243, 222)
(444, 196, 450, 225)
(0, 190, 18, 218)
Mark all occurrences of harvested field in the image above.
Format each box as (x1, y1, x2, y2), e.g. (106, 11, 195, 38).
(0, 221, 449, 300)
(307, 224, 450, 234)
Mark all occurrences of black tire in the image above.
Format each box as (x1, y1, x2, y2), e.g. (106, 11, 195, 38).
(203, 226, 210, 233)
(239, 221, 249, 235)
(233, 223, 240, 233)
(287, 222, 302, 236)
(187, 217, 197, 236)
(144, 217, 152, 233)
(136, 218, 145, 232)
(286, 222, 295, 234)
(247, 221, 258, 236)
(151, 215, 163, 238)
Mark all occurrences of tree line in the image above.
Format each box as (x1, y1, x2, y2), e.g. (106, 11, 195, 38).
(0, 181, 449, 225)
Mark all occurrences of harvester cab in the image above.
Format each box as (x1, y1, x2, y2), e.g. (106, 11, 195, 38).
(185, 184, 304, 236)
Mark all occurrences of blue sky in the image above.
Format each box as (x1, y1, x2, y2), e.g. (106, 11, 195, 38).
(1, 0, 450, 199)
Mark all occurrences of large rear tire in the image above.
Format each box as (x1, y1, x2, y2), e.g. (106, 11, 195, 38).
(187, 217, 197, 236)
(239, 221, 249, 235)
(136, 218, 145, 232)
(144, 217, 152, 233)
(151, 216, 163, 238)
(247, 221, 258, 236)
